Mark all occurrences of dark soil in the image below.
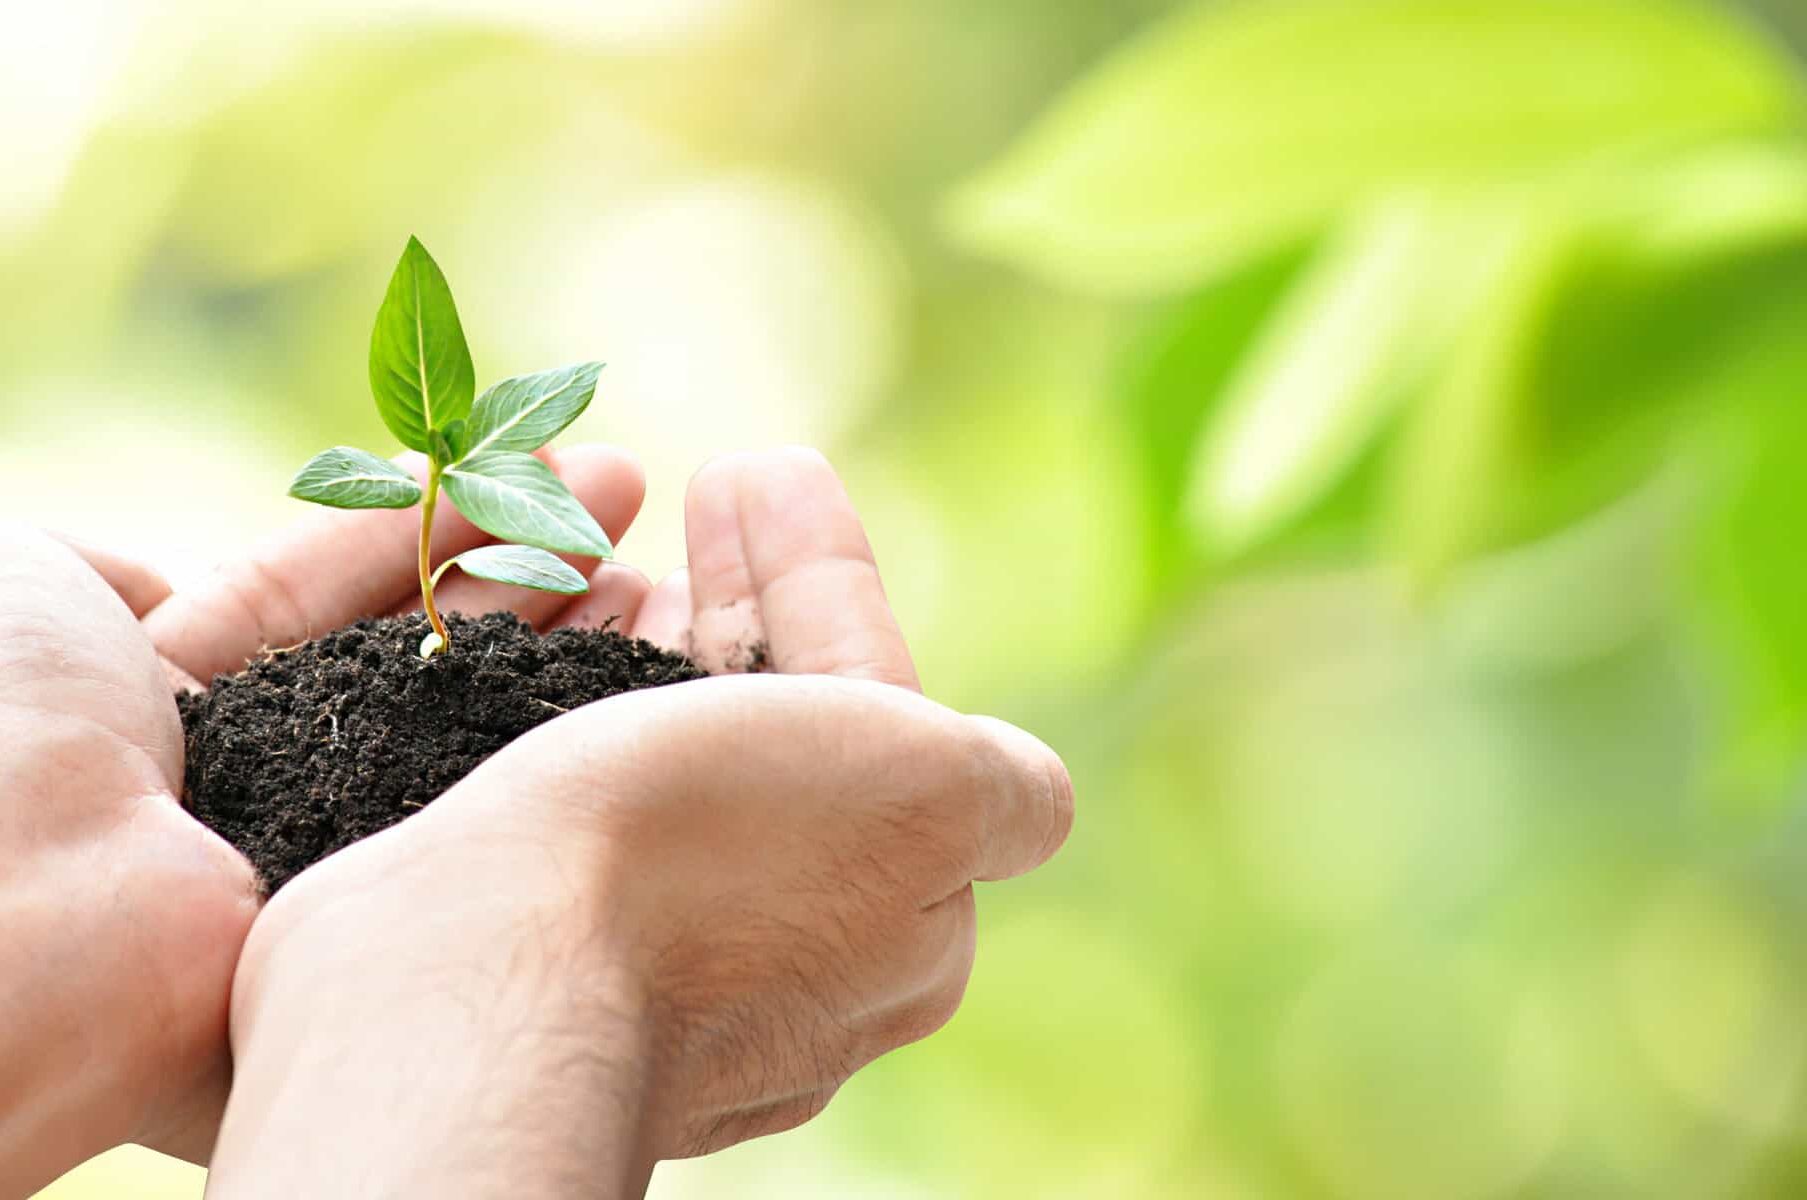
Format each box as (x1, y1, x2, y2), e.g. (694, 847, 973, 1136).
(179, 612, 705, 895)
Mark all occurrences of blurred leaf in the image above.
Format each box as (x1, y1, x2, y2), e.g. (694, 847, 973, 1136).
(442, 450, 612, 557)
(462, 362, 603, 457)
(947, 0, 1803, 295)
(1621, 142, 1807, 261)
(368, 237, 475, 452)
(444, 544, 589, 595)
(1387, 151, 1807, 583)
(287, 447, 421, 509)
(1690, 324, 1807, 811)
(1385, 221, 1573, 586)
(1183, 198, 1526, 554)
(1118, 243, 1313, 600)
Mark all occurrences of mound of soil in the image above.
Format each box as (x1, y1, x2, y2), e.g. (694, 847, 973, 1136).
(178, 612, 705, 894)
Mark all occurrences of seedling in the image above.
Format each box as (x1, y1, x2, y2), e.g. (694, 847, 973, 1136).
(289, 237, 611, 659)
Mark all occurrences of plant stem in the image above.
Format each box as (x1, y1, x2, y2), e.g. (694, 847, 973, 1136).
(419, 465, 451, 655)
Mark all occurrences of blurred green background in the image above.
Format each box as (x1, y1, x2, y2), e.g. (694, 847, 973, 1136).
(15, 0, 1807, 1196)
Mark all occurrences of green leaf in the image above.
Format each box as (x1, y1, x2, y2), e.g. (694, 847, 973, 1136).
(947, 0, 1803, 295)
(1691, 341, 1807, 812)
(441, 451, 613, 557)
(461, 362, 603, 458)
(288, 447, 422, 510)
(1384, 222, 1575, 587)
(444, 544, 590, 595)
(1119, 241, 1314, 599)
(1184, 199, 1523, 554)
(442, 418, 469, 460)
(1384, 150, 1807, 580)
(368, 236, 476, 452)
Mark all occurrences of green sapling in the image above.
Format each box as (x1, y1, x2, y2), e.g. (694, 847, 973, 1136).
(289, 237, 612, 659)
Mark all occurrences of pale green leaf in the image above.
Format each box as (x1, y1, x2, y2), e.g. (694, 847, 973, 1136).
(1384, 224, 1576, 587)
(288, 447, 422, 510)
(1693, 369, 1807, 812)
(1120, 241, 1314, 594)
(445, 544, 589, 595)
(369, 236, 476, 451)
(462, 362, 603, 458)
(1383, 148, 1807, 579)
(948, 0, 1803, 295)
(1184, 199, 1526, 552)
(442, 451, 613, 557)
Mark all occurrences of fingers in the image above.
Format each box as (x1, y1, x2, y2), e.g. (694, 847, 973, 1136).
(0, 525, 183, 784)
(553, 562, 654, 633)
(50, 532, 174, 618)
(682, 453, 765, 673)
(684, 448, 919, 689)
(145, 444, 644, 680)
(44, 533, 201, 692)
(630, 567, 693, 654)
(470, 674, 1071, 893)
(429, 673, 1065, 1163)
(965, 715, 1075, 883)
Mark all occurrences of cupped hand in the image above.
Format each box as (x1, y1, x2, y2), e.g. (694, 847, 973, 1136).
(206, 448, 1072, 1196)
(212, 675, 1072, 1195)
(0, 526, 255, 1198)
(0, 444, 643, 1191)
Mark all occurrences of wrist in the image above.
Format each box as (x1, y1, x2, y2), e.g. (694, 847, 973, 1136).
(210, 812, 662, 1198)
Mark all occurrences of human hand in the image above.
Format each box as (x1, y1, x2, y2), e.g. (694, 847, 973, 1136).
(209, 674, 1073, 1196)
(0, 527, 254, 1198)
(204, 448, 1069, 1196)
(580, 446, 922, 691)
(0, 445, 644, 1193)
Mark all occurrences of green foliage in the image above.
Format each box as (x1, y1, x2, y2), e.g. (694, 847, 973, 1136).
(958, 0, 1807, 808)
(368, 237, 476, 452)
(28, 7, 1807, 1193)
(464, 363, 603, 457)
(441, 450, 614, 557)
(437, 544, 590, 595)
(288, 446, 423, 509)
(289, 237, 609, 654)
(947, 0, 1803, 296)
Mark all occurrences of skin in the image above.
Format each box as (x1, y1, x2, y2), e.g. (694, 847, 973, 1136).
(0, 445, 1071, 1196)
(207, 675, 1069, 1197)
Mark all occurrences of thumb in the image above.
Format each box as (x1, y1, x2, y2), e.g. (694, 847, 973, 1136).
(966, 715, 1076, 883)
